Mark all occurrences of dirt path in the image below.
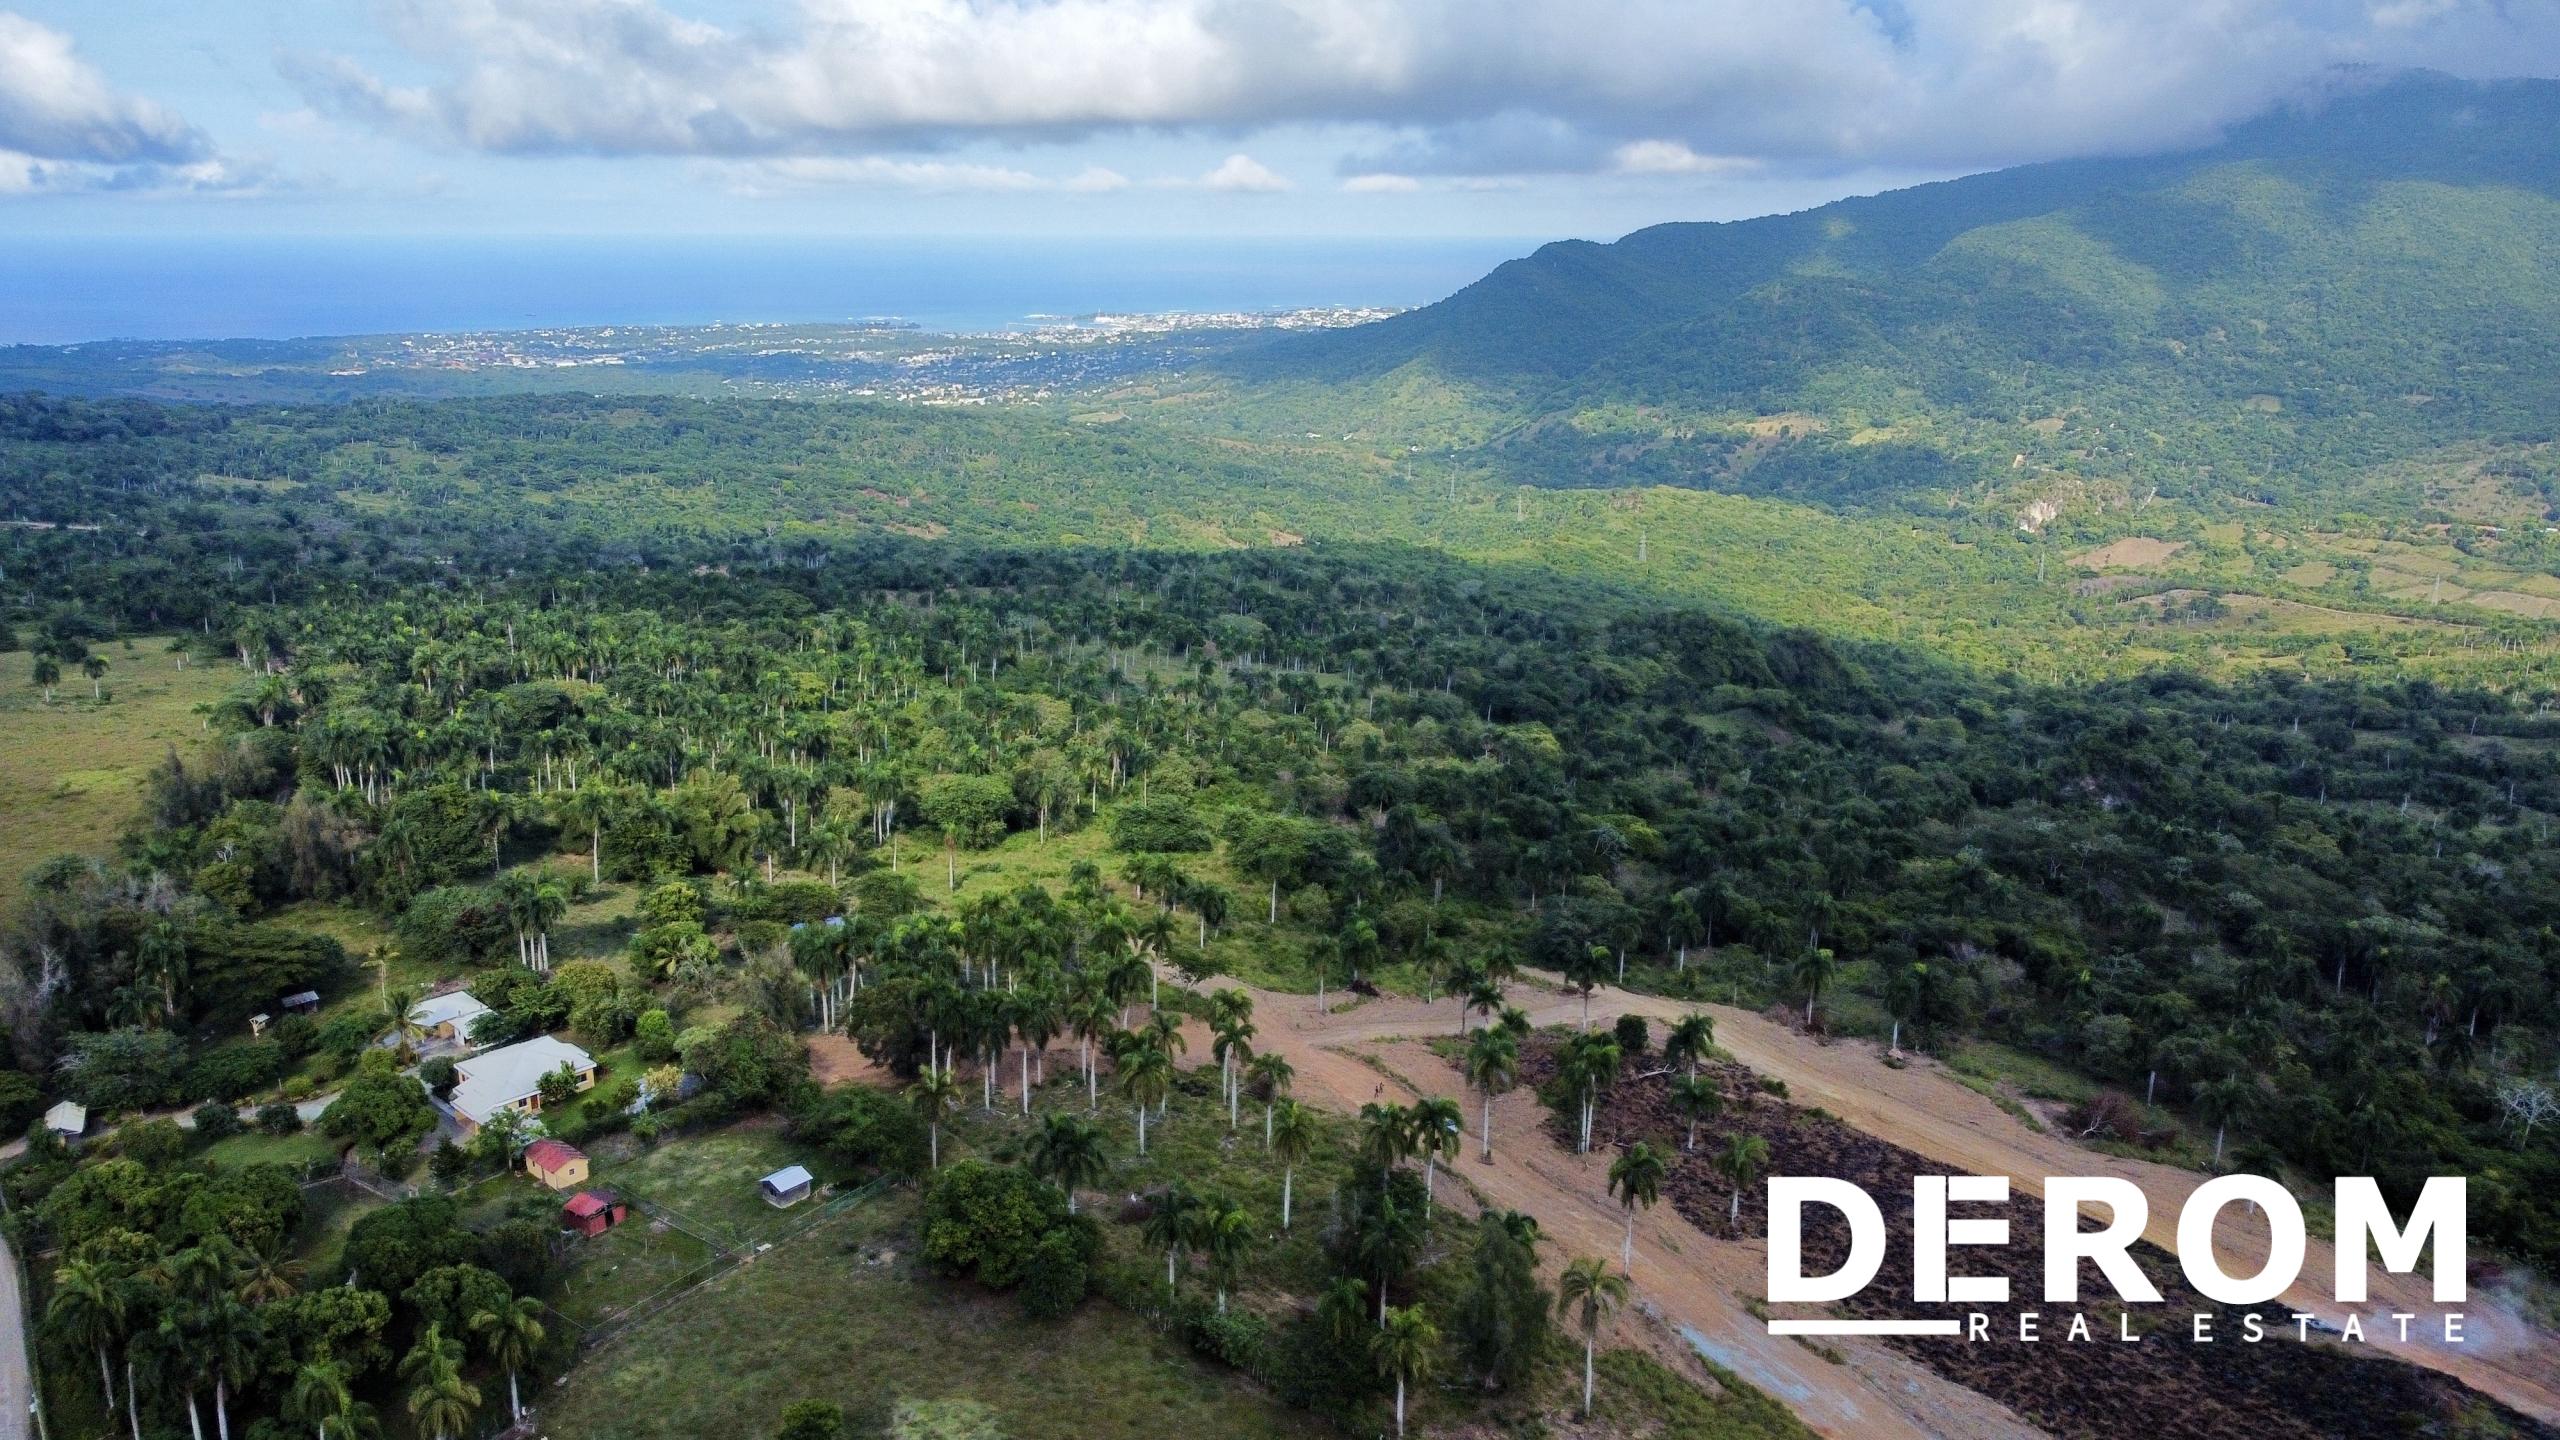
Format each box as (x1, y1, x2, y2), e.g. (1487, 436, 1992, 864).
(1180, 973, 2044, 1440)
(1179, 966, 2560, 1434)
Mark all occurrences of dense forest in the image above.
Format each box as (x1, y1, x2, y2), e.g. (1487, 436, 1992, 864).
(8, 458, 2558, 1268)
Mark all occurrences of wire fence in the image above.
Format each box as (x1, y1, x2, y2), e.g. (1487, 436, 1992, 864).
(543, 1175, 899, 1359)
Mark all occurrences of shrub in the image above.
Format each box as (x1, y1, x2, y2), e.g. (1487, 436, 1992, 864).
(634, 1008, 677, 1062)
(192, 1103, 244, 1141)
(1612, 1013, 1650, 1057)
(791, 1088, 928, 1177)
(315, 1010, 378, 1062)
(393, 885, 513, 969)
(1108, 796, 1213, 853)
(0, 1070, 42, 1135)
(921, 1160, 1072, 1290)
(772, 1399, 846, 1440)
(1178, 1303, 1270, 1373)
(1017, 1227, 1089, 1320)
(116, 1118, 191, 1169)
(186, 1039, 287, 1103)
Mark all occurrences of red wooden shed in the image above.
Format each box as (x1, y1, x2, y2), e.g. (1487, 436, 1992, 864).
(563, 1189, 628, 1238)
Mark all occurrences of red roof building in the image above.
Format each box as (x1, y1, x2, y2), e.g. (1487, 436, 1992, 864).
(563, 1189, 628, 1238)
(523, 1138, 590, 1190)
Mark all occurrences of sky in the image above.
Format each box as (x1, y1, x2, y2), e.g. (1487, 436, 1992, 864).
(3, 0, 2559, 243)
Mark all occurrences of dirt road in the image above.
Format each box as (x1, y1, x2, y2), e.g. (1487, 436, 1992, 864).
(1178, 966, 2560, 1435)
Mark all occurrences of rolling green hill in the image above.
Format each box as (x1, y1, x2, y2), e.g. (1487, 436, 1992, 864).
(1236, 72, 2560, 517)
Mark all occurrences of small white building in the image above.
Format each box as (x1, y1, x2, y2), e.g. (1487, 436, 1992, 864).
(409, 989, 491, 1044)
(759, 1165, 814, 1208)
(42, 1101, 85, 1138)
(450, 1035, 597, 1138)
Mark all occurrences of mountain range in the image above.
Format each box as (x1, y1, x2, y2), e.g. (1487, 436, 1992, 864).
(1238, 71, 2560, 515)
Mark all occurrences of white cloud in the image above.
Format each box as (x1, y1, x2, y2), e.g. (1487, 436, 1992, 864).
(0, 11, 206, 164)
(0, 10, 259, 194)
(1197, 152, 1291, 192)
(282, 0, 2560, 179)
(1610, 140, 1756, 176)
(1343, 172, 1422, 192)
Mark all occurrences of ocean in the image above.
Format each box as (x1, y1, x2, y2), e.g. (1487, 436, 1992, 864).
(0, 235, 1531, 345)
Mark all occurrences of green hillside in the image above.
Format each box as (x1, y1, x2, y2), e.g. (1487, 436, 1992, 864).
(1237, 72, 2560, 516)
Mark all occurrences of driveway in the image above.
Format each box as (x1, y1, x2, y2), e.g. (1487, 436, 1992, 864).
(0, 1230, 31, 1440)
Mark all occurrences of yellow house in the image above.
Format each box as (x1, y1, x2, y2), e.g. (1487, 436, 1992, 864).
(523, 1138, 591, 1190)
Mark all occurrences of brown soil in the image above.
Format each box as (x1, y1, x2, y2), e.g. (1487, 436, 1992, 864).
(1156, 965, 2560, 1437)
(2073, 538, 2187, 571)
(808, 1032, 897, 1089)
(1527, 1041, 2556, 1440)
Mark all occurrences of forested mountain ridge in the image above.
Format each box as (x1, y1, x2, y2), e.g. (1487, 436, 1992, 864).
(1230, 71, 2560, 516)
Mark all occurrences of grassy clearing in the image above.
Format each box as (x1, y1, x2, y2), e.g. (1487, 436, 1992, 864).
(1943, 1040, 2101, 1106)
(291, 1177, 389, 1272)
(592, 1120, 834, 1252)
(0, 643, 237, 894)
(551, 1214, 723, 1330)
(197, 1127, 342, 1172)
(537, 1191, 1325, 1440)
(1591, 1348, 1818, 1440)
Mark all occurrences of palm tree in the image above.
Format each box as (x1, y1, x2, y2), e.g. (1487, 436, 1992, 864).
(1118, 1040, 1173, 1155)
(201, 1292, 262, 1440)
(1882, 962, 1925, 1054)
(1662, 1013, 1714, 1075)
(1316, 1276, 1369, 1350)
(1371, 1304, 1441, 1439)
(1144, 1183, 1200, 1291)
(1354, 1191, 1423, 1326)
(236, 1240, 305, 1305)
(1247, 1051, 1294, 1148)
(526, 877, 569, 970)
(1027, 1111, 1111, 1215)
(383, 984, 427, 1053)
(1269, 1099, 1319, 1229)
(1359, 1101, 1412, 1184)
(908, 1063, 959, 1169)
(1608, 1141, 1667, 1276)
(1670, 1073, 1723, 1152)
(1715, 1133, 1770, 1233)
(2195, 1073, 2256, 1165)
(399, 1323, 480, 1440)
(1793, 946, 1838, 1027)
(45, 1257, 127, 1417)
(32, 652, 60, 702)
(285, 1357, 362, 1440)
(82, 652, 108, 698)
(1559, 1257, 1629, 1418)
(1409, 1096, 1462, 1214)
(470, 1295, 546, 1424)
(1557, 1034, 1621, 1155)
(1463, 1028, 1518, 1162)
(1196, 1196, 1254, 1313)
(549, 778, 622, 882)
(1211, 1012, 1256, 1130)
(1069, 986, 1117, 1111)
